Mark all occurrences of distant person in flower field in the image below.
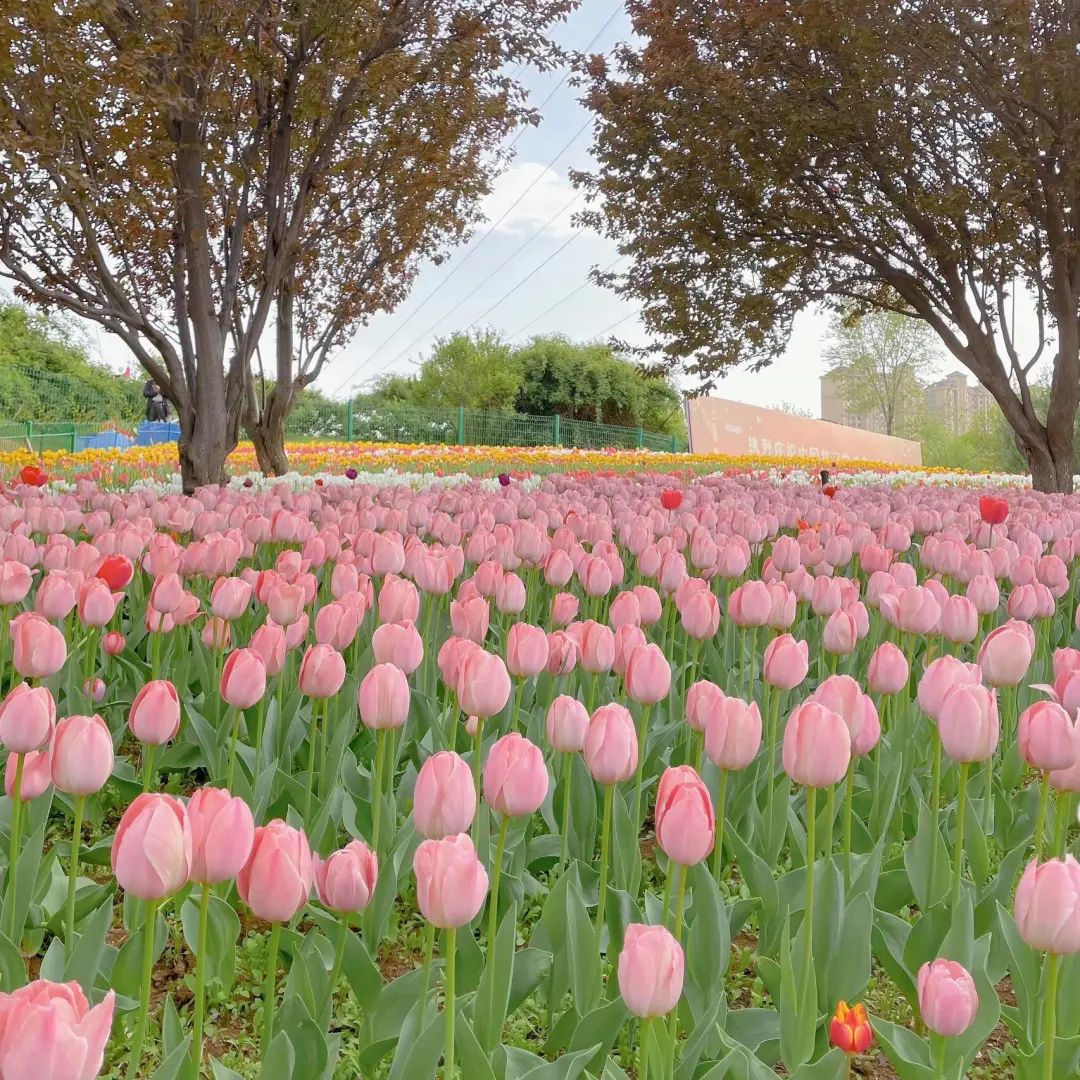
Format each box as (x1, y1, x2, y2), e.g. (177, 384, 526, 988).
(144, 380, 170, 422)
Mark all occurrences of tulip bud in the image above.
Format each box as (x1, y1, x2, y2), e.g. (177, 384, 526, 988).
(583, 704, 638, 785)
(129, 680, 181, 745)
(220, 649, 267, 710)
(413, 833, 488, 928)
(917, 958, 979, 1037)
(111, 793, 192, 900)
(357, 662, 410, 730)
(314, 840, 378, 913)
(51, 714, 113, 796)
(187, 786, 256, 885)
(617, 924, 684, 1018)
(545, 695, 590, 753)
(483, 733, 549, 817)
(237, 820, 314, 923)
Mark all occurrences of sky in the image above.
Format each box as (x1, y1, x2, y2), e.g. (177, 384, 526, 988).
(86, 0, 1044, 419)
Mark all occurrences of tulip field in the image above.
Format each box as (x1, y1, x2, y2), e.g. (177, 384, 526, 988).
(0, 450, 1078, 1080)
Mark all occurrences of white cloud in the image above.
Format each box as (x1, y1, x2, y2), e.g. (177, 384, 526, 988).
(482, 163, 579, 239)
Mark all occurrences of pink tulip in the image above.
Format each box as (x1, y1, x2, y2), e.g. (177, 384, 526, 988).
(51, 714, 113, 796)
(550, 592, 579, 627)
(357, 662, 410, 730)
(613, 624, 647, 677)
(371, 620, 424, 675)
(450, 594, 489, 643)
(378, 575, 420, 625)
(495, 572, 527, 615)
(978, 620, 1035, 687)
(0, 683, 55, 754)
(457, 648, 511, 718)
(704, 696, 762, 771)
(633, 585, 663, 626)
(414, 752, 477, 839)
(220, 649, 267, 710)
(237, 819, 314, 922)
(267, 582, 306, 627)
(201, 617, 231, 651)
(867, 642, 908, 695)
(966, 574, 1000, 615)
(545, 630, 579, 675)
(771, 535, 801, 574)
(413, 832, 488, 928)
(896, 586, 941, 635)
(766, 583, 797, 631)
(187, 787, 256, 884)
(939, 595, 978, 644)
(111, 793, 192, 900)
(544, 550, 574, 589)
(211, 576, 253, 621)
(0, 560, 32, 605)
(728, 581, 771, 627)
(617, 923, 684, 1018)
(150, 572, 184, 615)
(546, 695, 590, 753)
(1014, 856, 1080, 954)
(10, 612, 66, 679)
(315, 601, 361, 652)
(298, 644, 346, 699)
(125, 677, 182, 747)
(783, 701, 851, 787)
(77, 578, 120, 628)
(918, 656, 982, 720)
(249, 623, 287, 677)
(680, 589, 720, 639)
(35, 574, 78, 621)
(1019, 702, 1077, 773)
(609, 591, 642, 630)
(811, 675, 872, 746)
(6, 744, 53, 800)
(484, 733, 549, 817)
(822, 609, 858, 655)
(0, 980, 115, 1080)
(625, 643, 672, 705)
(655, 765, 715, 865)
(938, 684, 999, 763)
(102, 631, 125, 657)
(917, 959, 979, 1038)
(314, 840, 378, 913)
(506, 622, 550, 678)
(583, 704, 638, 784)
(762, 634, 809, 690)
(685, 679, 725, 733)
(579, 619, 616, 675)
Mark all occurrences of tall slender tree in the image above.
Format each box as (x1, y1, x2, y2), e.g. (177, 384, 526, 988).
(581, 1, 1080, 490)
(0, 0, 571, 489)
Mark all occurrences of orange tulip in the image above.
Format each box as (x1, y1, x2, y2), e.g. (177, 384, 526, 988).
(829, 1001, 873, 1055)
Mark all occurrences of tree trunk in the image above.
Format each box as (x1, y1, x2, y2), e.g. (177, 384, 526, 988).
(1021, 432, 1075, 493)
(249, 414, 290, 476)
(177, 407, 237, 495)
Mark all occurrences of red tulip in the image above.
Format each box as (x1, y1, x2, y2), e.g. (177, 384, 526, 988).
(978, 495, 1009, 525)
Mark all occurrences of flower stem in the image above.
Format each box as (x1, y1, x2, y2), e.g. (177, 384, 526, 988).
(486, 814, 509, 1031)
(558, 752, 572, 876)
(327, 912, 350, 1012)
(928, 731, 942, 900)
(1034, 770, 1051, 862)
(764, 688, 781, 827)
(952, 763, 970, 907)
(418, 921, 436, 1033)
(804, 786, 817, 990)
(142, 741, 158, 793)
(261, 921, 282, 1057)
(633, 703, 652, 828)
(595, 784, 614, 936)
(1043, 951, 1060, 1080)
(6, 753, 24, 942)
(712, 769, 729, 882)
(639, 1017, 651, 1080)
(666, 864, 689, 1045)
(843, 763, 855, 892)
(372, 727, 386, 852)
(934, 1032, 947, 1080)
(444, 927, 457, 1079)
(64, 794, 85, 960)
(191, 884, 212, 1075)
(127, 898, 160, 1079)
(304, 698, 321, 819)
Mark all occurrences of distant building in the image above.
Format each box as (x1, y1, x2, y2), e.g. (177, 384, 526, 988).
(820, 369, 993, 437)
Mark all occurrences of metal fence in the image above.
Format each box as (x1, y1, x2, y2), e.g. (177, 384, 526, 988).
(0, 393, 687, 456)
(284, 400, 688, 453)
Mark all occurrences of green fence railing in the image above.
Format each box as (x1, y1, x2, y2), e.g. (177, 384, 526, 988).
(284, 400, 688, 453)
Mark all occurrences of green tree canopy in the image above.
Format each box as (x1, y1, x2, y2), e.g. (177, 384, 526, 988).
(582, 0, 1080, 490)
(361, 331, 686, 436)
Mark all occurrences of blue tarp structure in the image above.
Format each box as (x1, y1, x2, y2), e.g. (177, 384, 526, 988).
(136, 421, 181, 445)
(75, 431, 133, 452)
